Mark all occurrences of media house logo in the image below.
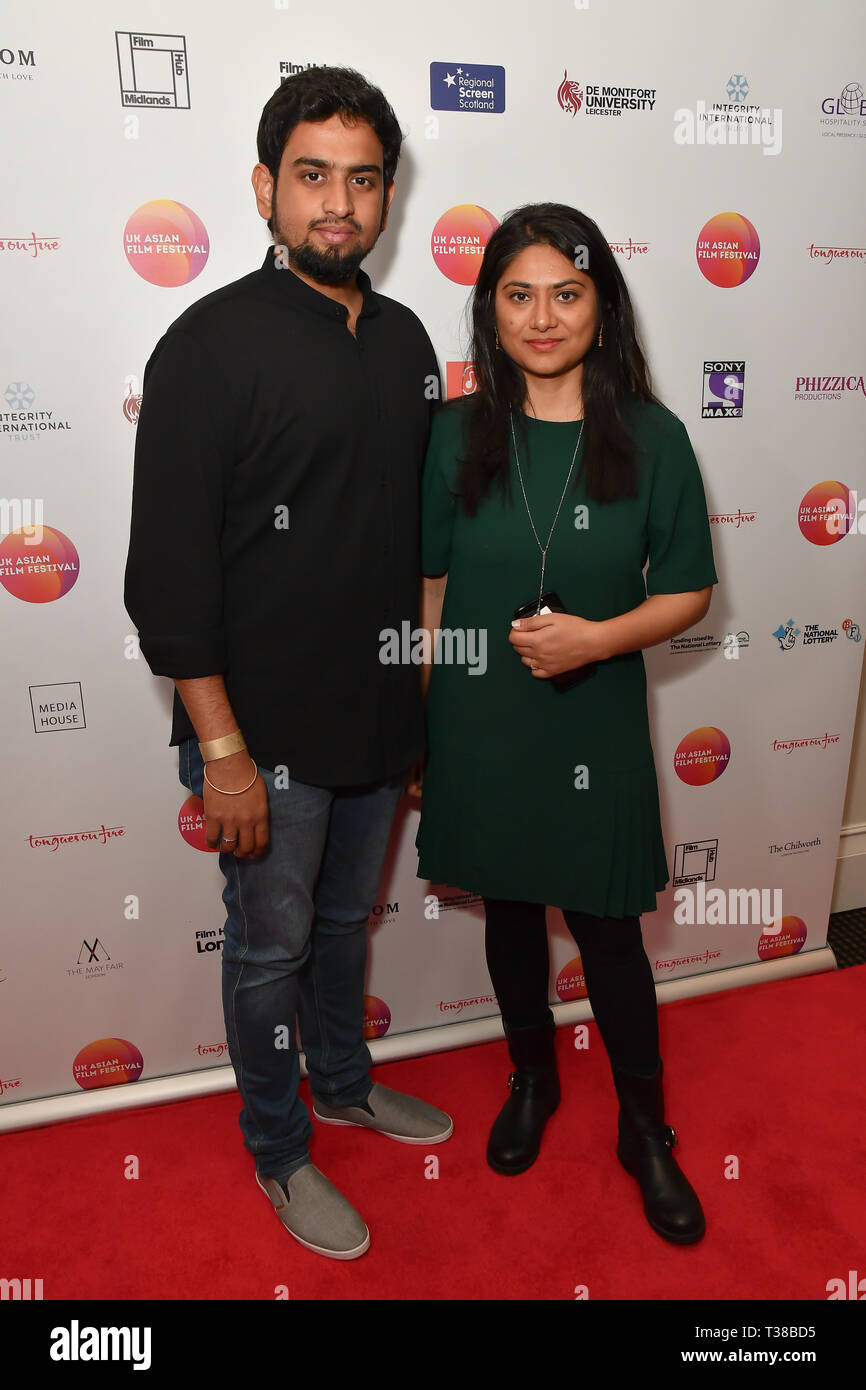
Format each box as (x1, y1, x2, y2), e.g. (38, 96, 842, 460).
(702, 361, 745, 417)
(115, 31, 190, 108)
(557, 69, 656, 116)
(2, 381, 72, 439)
(672, 839, 718, 887)
(29, 681, 85, 732)
(430, 63, 505, 113)
(818, 80, 866, 138)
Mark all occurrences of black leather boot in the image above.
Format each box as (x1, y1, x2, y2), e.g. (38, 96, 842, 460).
(487, 1015, 560, 1175)
(612, 1056, 705, 1244)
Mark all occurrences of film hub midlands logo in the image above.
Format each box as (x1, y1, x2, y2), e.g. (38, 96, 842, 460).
(116, 31, 189, 108)
(430, 62, 505, 113)
(797, 481, 864, 544)
(431, 205, 498, 285)
(702, 361, 745, 417)
(0, 523, 79, 602)
(124, 200, 209, 287)
(72, 1038, 143, 1090)
(2, 381, 71, 440)
(674, 727, 731, 785)
(673, 838, 718, 886)
(696, 213, 760, 287)
(556, 70, 656, 117)
(818, 80, 866, 138)
(29, 681, 85, 732)
(446, 361, 479, 399)
(363, 995, 391, 1039)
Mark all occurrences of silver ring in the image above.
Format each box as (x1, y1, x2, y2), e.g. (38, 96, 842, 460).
(221, 835, 238, 843)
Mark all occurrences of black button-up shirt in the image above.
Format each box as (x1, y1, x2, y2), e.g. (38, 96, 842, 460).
(124, 249, 440, 786)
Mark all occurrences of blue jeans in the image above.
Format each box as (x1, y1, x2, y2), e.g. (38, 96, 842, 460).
(179, 736, 406, 1182)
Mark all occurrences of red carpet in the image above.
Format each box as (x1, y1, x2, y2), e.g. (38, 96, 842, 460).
(2, 963, 864, 1301)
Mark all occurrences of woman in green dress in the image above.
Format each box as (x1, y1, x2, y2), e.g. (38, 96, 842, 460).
(412, 204, 718, 1244)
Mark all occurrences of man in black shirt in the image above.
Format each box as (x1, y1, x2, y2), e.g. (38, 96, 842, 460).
(124, 68, 452, 1261)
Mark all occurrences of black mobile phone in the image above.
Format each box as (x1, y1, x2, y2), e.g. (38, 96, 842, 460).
(511, 591, 598, 692)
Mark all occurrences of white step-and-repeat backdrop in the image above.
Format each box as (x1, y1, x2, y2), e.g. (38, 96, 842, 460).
(1, 0, 864, 1108)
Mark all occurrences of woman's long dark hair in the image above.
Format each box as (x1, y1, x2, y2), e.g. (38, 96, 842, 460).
(455, 203, 662, 514)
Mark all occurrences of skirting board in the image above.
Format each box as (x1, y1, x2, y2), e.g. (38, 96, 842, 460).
(0, 945, 836, 1135)
(831, 823, 866, 913)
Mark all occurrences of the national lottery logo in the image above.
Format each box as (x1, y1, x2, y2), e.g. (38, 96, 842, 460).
(430, 63, 505, 113)
(702, 361, 745, 417)
(115, 31, 190, 109)
(446, 361, 480, 399)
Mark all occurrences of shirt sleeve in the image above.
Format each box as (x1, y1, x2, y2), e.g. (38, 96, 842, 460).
(645, 417, 719, 596)
(124, 327, 236, 677)
(420, 405, 461, 577)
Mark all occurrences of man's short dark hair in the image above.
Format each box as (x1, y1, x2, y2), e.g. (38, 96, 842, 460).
(257, 66, 403, 216)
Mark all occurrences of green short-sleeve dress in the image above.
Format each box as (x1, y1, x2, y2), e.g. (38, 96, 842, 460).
(415, 395, 719, 919)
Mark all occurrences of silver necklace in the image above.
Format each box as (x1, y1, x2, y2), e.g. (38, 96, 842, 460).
(510, 408, 584, 611)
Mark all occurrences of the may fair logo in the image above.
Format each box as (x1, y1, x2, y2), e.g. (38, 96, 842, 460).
(674, 74, 782, 154)
(557, 69, 656, 117)
(430, 63, 505, 113)
(818, 80, 866, 139)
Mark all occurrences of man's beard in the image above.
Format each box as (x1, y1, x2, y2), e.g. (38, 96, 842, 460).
(275, 216, 375, 286)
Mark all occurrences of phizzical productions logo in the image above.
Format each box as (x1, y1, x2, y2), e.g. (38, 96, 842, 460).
(431, 205, 498, 285)
(124, 200, 209, 286)
(696, 213, 760, 287)
(674, 727, 731, 785)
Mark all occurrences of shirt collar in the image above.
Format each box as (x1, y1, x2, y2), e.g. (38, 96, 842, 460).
(258, 246, 380, 322)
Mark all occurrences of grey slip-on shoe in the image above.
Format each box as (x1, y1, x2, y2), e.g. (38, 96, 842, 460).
(256, 1163, 370, 1260)
(312, 1081, 454, 1144)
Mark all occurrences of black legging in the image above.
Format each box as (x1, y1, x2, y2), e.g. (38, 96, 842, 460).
(483, 896, 659, 1076)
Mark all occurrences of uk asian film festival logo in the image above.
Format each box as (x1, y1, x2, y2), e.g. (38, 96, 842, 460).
(178, 795, 218, 852)
(124, 200, 209, 287)
(363, 995, 391, 1039)
(798, 481, 864, 545)
(0, 524, 79, 602)
(72, 1039, 143, 1090)
(696, 213, 760, 287)
(555, 957, 587, 1001)
(674, 728, 731, 785)
(431, 205, 499, 285)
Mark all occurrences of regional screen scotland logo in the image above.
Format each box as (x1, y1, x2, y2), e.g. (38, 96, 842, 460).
(430, 63, 505, 113)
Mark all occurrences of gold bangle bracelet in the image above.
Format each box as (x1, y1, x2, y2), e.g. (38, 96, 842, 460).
(203, 756, 258, 795)
(199, 730, 247, 762)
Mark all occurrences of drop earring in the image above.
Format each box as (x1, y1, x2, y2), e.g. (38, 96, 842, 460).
(597, 323, 604, 348)
(495, 328, 500, 349)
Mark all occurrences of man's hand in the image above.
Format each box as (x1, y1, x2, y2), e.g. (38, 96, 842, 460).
(508, 612, 604, 679)
(202, 749, 270, 858)
(406, 755, 424, 798)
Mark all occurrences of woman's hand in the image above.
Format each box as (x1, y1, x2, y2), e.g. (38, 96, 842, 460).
(508, 612, 606, 679)
(406, 755, 425, 798)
